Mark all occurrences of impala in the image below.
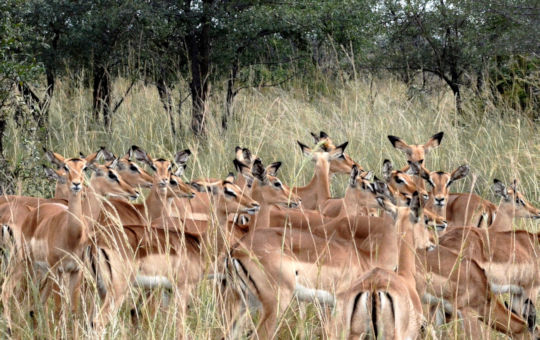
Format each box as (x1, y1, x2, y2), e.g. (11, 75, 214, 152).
(334, 192, 432, 340)
(418, 244, 539, 339)
(438, 210, 540, 330)
(419, 164, 473, 227)
(1, 150, 138, 331)
(292, 131, 360, 210)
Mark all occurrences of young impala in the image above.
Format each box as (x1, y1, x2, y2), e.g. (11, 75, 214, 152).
(334, 192, 433, 340)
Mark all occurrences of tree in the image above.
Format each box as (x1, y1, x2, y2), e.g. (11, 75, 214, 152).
(0, 0, 42, 192)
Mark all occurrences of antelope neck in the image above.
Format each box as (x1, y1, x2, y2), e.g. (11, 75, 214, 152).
(145, 186, 171, 220)
(395, 208, 416, 283)
(490, 203, 515, 231)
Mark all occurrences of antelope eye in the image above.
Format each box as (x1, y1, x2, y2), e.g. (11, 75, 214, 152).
(395, 177, 404, 184)
(224, 188, 237, 198)
(273, 181, 282, 188)
(418, 159, 424, 164)
(130, 165, 139, 172)
(108, 172, 119, 182)
(170, 179, 178, 186)
(63, 165, 69, 172)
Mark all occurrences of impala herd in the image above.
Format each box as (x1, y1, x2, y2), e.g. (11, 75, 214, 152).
(0, 131, 538, 339)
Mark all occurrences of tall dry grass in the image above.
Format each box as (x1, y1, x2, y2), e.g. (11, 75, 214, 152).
(1, 75, 538, 339)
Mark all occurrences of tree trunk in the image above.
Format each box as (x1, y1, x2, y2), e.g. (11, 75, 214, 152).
(157, 78, 176, 136)
(186, 0, 212, 136)
(450, 83, 463, 115)
(93, 64, 112, 130)
(222, 60, 239, 130)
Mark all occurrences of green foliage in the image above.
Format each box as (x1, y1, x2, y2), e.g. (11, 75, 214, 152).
(0, 0, 41, 110)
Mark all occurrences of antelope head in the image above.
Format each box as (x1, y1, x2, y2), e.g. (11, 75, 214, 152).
(382, 159, 429, 205)
(387, 132, 444, 170)
(493, 179, 540, 220)
(190, 175, 260, 216)
(299, 131, 361, 175)
(420, 164, 470, 208)
(99, 147, 154, 189)
(44, 147, 102, 194)
(236, 158, 301, 209)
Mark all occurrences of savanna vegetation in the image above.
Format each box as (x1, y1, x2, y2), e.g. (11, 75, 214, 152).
(0, 0, 538, 339)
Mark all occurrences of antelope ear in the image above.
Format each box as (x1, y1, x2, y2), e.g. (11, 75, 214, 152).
(382, 159, 393, 182)
(408, 191, 422, 223)
(329, 141, 348, 160)
(387, 135, 411, 154)
(319, 131, 329, 139)
(349, 165, 360, 187)
(43, 148, 65, 168)
(235, 146, 243, 161)
(174, 163, 186, 177)
(266, 162, 282, 177)
(242, 148, 252, 163)
(225, 172, 235, 183)
(310, 132, 320, 144)
(251, 158, 267, 183)
(297, 141, 313, 158)
(107, 158, 119, 170)
(362, 170, 374, 181)
(43, 165, 66, 184)
(85, 147, 106, 165)
(510, 179, 519, 192)
(174, 149, 191, 165)
(492, 179, 509, 201)
(99, 148, 116, 162)
(131, 145, 154, 168)
(424, 132, 444, 153)
(233, 159, 254, 187)
(448, 165, 469, 187)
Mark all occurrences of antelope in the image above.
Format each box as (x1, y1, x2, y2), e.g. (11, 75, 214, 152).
(89, 174, 260, 334)
(387, 132, 444, 192)
(233, 158, 301, 230)
(438, 214, 540, 330)
(1, 150, 138, 331)
(225, 180, 435, 339)
(419, 164, 472, 227)
(489, 179, 540, 231)
(292, 131, 360, 210)
(436, 178, 539, 229)
(334, 192, 433, 340)
(417, 244, 540, 339)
